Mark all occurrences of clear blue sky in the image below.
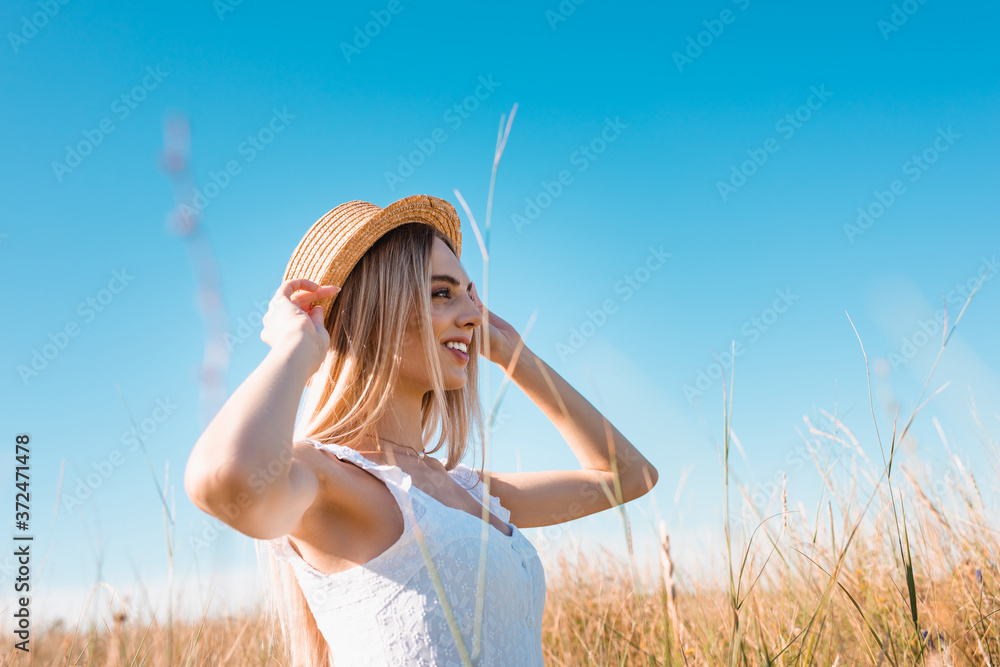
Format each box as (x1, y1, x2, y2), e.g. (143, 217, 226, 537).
(3, 0, 999, 623)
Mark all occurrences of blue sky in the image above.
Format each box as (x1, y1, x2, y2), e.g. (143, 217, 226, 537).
(2, 0, 999, 623)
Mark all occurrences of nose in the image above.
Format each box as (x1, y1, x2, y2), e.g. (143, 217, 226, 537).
(459, 289, 483, 329)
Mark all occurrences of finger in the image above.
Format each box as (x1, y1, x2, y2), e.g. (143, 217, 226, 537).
(279, 278, 322, 299)
(308, 304, 325, 329)
(292, 285, 339, 309)
(290, 284, 339, 298)
(288, 283, 338, 303)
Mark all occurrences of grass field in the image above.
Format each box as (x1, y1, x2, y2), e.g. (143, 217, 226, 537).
(8, 450, 998, 667)
(7, 366, 998, 666)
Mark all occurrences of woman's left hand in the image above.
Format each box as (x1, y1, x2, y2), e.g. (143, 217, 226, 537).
(470, 282, 523, 367)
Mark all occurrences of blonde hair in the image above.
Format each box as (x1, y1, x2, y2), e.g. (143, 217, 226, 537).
(255, 222, 486, 666)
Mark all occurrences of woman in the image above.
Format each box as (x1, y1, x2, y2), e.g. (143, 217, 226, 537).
(184, 194, 659, 666)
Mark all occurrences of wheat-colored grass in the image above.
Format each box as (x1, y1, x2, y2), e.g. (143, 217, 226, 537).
(8, 432, 998, 667)
(10, 335, 1000, 666)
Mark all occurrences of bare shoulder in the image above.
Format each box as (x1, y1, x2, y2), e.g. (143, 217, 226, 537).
(278, 440, 404, 575)
(286, 440, 374, 519)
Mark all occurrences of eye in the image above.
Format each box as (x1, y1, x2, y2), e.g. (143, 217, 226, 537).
(433, 288, 451, 299)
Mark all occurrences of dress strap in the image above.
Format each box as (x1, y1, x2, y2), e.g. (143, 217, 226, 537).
(267, 437, 424, 571)
(448, 463, 512, 524)
(303, 438, 383, 471)
(302, 437, 423, 526)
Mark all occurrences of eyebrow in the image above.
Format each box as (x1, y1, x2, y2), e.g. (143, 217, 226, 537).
(431, 274, 472, 290)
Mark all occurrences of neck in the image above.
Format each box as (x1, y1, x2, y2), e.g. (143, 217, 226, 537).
(364, 380, 427, 453)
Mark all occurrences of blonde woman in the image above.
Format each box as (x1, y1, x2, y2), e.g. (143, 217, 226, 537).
(184, 194, 659, 666)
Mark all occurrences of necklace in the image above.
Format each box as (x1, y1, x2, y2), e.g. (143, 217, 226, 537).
(355, 435, 428, 461)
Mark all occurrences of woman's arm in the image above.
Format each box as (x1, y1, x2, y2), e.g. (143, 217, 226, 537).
(184, 347, 309, 518)
(183, 279, 338, 540)
(468, 283, 658, 527)
(507, 346, 659, 496)
(476, 345, 659, 529)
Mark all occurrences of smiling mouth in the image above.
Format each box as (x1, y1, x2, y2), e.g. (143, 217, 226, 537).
(443, 344, 470, 363)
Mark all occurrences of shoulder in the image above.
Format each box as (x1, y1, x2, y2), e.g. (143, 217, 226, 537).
(287, 439, 383, 524)
(277, 440, 401, 566)
(445, 462, 512, 523)
(446, 461, 487, 490)
(446, 461, 475, 480)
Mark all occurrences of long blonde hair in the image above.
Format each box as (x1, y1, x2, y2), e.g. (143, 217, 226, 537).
(255, 222, 486, 666)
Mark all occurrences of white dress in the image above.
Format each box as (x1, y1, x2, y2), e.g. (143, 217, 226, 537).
(266, 439, 547, 666)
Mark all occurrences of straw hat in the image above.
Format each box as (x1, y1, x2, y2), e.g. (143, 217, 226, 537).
(282, 194, 463, 325)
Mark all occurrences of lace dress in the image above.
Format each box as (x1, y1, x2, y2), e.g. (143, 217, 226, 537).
(266, 439, 547, 666)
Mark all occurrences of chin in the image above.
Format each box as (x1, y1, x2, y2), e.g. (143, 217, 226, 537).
(443, 370, 469, 390)
(417, 373, 467, 393)
(445, 377, 467, 391)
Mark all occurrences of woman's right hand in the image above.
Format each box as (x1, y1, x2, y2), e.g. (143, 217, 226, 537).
(261, 279, 341, 372)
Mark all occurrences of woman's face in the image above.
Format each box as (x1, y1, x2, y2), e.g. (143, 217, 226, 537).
(398, 236, 483, 394)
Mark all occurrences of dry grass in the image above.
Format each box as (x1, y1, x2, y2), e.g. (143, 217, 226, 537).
(539, 439, 1000, 666)
(8, 449, 998, 667)
(8, 338, 1000, 664)
(8, 369, 999, 666)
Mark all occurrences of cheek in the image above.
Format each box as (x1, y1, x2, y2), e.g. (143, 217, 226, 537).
(431, 310, 450, 333)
